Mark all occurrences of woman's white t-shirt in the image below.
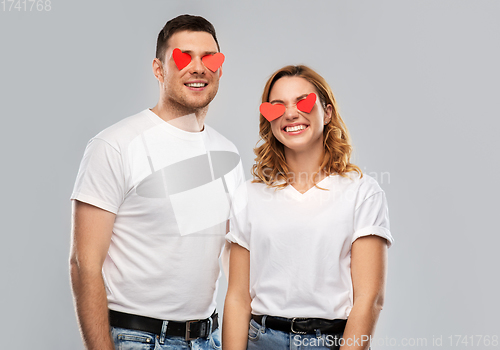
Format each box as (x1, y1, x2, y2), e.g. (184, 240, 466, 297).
(226, 173, 393, 320)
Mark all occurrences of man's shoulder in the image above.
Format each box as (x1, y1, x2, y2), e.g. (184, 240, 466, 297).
(203, 124, 239, 153)
(93, 109, 154, 146)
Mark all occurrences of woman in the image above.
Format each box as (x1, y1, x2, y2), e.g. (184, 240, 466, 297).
(223, 65, 393, 350)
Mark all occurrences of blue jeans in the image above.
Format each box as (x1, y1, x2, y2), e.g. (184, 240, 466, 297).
(247, 317, 343, 350)
(111, 324, 221, 350)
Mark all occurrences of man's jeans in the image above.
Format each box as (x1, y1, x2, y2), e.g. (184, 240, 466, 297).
(111, 324, 221, 350)
(247, 317, 343, 350)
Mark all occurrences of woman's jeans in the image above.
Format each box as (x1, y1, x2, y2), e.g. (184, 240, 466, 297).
(247, 317, 343, 350)
(111, 324, 221, 350)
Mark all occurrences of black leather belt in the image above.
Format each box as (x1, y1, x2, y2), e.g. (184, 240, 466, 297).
(252, 314, 346, 335)
(109, 310, 218, 341)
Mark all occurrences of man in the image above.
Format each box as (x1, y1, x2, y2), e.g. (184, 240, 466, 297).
(70, 14, 244, 350)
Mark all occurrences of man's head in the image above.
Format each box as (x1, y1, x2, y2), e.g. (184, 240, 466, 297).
(156, 14, 220, 63)
(153, 15, 222, 114)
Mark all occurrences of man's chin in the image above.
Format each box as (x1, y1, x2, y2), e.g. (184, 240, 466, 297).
(188, 100, 211, 110)
(183, 95, 215, 111)
(166, 100, 202, 112)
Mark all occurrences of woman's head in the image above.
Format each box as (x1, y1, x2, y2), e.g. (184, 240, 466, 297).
(264, 75, 332, 157)
(252, 65, 361, 187)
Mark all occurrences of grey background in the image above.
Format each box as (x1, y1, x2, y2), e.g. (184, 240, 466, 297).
(1, 0, 499, 349)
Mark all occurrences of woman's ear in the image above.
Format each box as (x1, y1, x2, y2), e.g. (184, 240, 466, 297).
(324, 104, 333, 124)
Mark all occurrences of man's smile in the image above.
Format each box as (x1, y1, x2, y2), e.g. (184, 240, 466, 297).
(184, 80, 208, 90)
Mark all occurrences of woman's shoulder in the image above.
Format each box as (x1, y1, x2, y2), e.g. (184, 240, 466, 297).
(230, 179, 276, 216)
(235, 178, 290, 203)
(331, 171, 385, 196)
(244, 178, 282, 195)
(246, 177, 284, 188)
(232, 179, 267, 199)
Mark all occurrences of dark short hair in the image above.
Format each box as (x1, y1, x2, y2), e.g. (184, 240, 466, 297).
(156, 14, 220, 62)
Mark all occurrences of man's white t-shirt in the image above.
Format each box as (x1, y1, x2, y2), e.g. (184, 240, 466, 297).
(226, 173, 393, 320)
(71, 109, 245, 321)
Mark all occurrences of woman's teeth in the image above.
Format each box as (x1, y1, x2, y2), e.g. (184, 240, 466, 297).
(285, 125, 307, 132)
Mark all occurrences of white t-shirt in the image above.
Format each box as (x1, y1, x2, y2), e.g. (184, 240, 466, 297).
(71, 109, 245, 321)
(226, 173, 393, 320)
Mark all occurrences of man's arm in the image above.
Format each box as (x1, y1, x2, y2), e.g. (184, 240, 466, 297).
(69, 200, 116, 350)
(222, 243, 252, 350)
(340, 235, 388, 350)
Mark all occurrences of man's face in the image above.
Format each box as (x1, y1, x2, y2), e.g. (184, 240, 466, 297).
(161, 30, 220, 112)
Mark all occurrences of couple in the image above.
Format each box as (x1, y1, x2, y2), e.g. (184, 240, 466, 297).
(70, 14, 393, 350)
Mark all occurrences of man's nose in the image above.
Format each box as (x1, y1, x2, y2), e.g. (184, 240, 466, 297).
(189, 56, 206, 75)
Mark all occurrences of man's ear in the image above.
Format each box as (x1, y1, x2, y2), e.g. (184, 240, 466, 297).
(219, 66, 223, 78)
(152, 58, 164, 83)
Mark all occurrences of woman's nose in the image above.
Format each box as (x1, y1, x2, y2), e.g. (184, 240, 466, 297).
(283, 104, 299, 119)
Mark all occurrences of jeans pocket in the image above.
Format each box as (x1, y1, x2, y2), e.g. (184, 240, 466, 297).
(209, 328, 221, 349)
(247, 319, 261, 341)
(111, 327, 155, 350)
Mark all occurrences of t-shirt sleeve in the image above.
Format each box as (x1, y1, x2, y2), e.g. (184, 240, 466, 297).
(352, 191, 394, 247)
(70, 138, 125, 214)
(226, 182, 251, 251)
(221, 158, 248, 277)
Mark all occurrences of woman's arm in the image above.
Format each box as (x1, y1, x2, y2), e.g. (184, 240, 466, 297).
(222, 243, 252, 350)
(340, 235, 388, 350)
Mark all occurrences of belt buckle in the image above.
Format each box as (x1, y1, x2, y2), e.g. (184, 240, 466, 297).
(185, 320, 198, 341)
(290, 317, 307, 335)
(185, 319, 209, 341)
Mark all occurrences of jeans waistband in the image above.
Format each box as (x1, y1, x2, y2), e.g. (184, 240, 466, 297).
(252, 314, 346, 335)
(109, 309, 218, 341)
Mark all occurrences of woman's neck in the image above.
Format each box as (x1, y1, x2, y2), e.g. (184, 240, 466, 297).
(284, 144, 326, 193)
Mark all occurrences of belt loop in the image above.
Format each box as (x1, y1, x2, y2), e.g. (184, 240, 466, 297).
(208, 315, 213, 336)
(261, 315, 267, 332)
(159, 320, 169, 344)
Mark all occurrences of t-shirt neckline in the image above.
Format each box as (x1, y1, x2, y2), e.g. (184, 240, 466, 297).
(145, 109, 207, 141)
(286, 175, 332, 199)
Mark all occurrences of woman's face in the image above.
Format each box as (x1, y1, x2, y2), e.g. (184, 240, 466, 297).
(269, 76, 332, 154)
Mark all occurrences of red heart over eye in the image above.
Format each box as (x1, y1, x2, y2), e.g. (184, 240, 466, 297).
(260, 103, 286, 121)
(296, 93, 317, 113)
(173, 48, 191, 70)
(202, 53, 225, 72)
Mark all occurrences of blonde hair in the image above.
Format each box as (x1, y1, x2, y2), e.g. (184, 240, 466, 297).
(251, 65, 361, 189)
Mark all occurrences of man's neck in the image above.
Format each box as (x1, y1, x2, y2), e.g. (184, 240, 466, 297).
(151, 101, 208, 132)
